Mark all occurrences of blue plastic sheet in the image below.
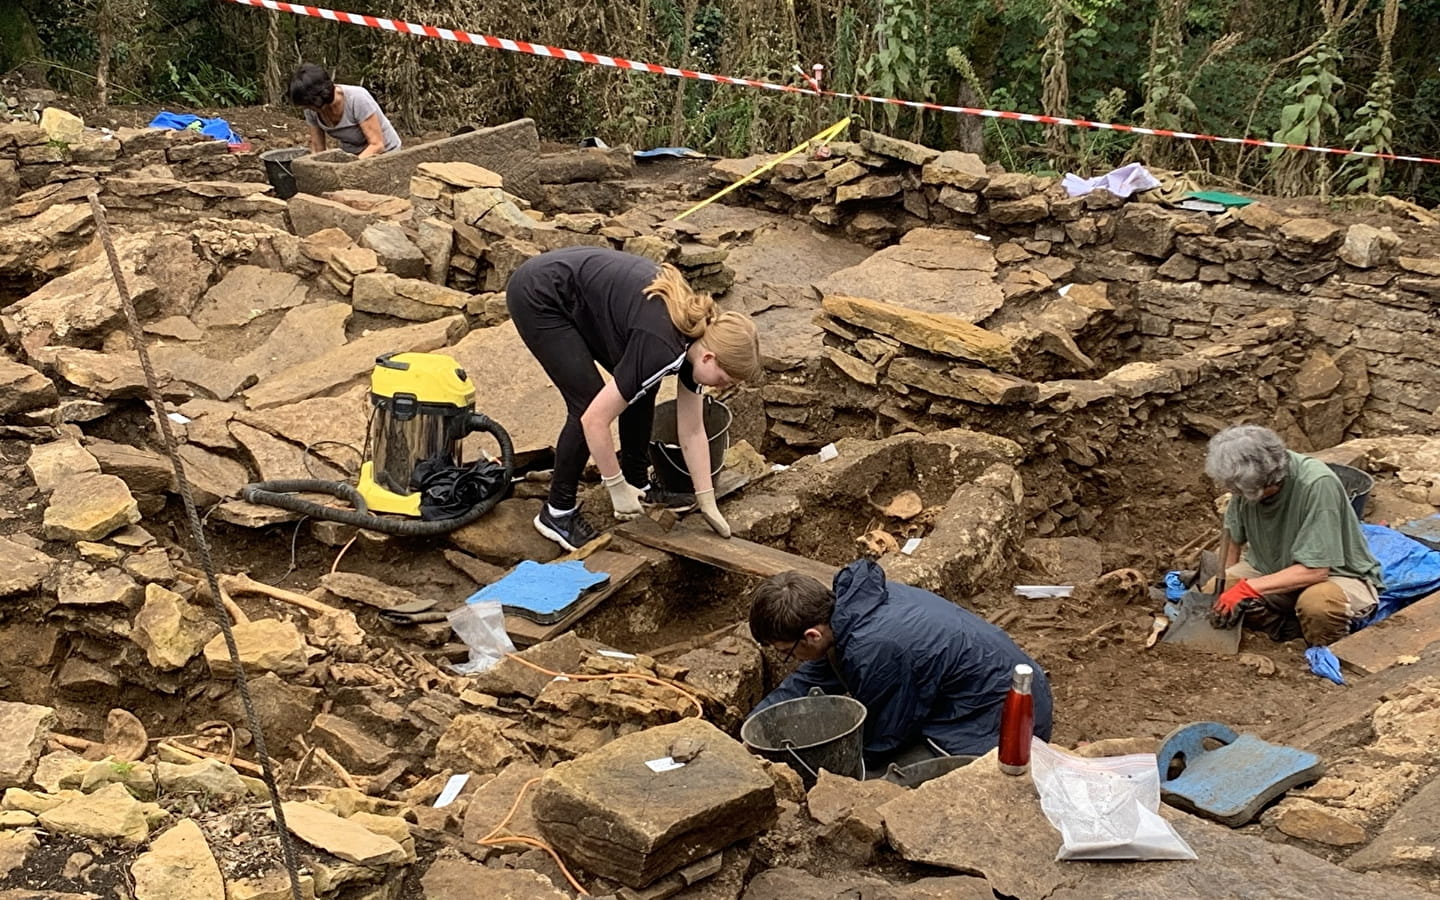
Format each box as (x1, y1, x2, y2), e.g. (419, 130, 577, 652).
(146, 111, 245, 146)
(1354, 523, 1440, 629)
(465, 560, 608, 616)
(1305, 646, 1346, 686)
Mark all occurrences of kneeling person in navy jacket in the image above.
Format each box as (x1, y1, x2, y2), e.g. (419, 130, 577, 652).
(749, 560, 1053, 772)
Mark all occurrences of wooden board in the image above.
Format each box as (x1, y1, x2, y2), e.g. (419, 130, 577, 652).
(503, 550, 648, 647)
(1332, 589, 1440, 675)
(616, 517, 838, 585)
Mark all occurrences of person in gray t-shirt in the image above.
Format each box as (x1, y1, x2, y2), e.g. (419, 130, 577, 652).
(288, 63, 401, 158)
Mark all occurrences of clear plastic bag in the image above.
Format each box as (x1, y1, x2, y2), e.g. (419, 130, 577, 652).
(1029, 738, 1197, 861)
(446, 600, 515, 674)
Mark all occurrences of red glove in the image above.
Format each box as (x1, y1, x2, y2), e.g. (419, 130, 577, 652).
(1213, 579, 1263, 616)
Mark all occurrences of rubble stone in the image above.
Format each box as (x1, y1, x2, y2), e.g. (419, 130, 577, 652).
(280, 801, 409, 866)
(1339, 224, 1401, 269)
(0, 702, 56, 790)
(288, 193, 387, 239)
(0, 537, 55, 597)
(422, 858, 570, 900)
(156, 759, 249, 798)
(27, 438, 101, 494)
(1113, 205, 1181, 258)
(434, 713, 523, 773)
(57, 564, 141, 608)
(449, 499, 561, 566)
(131, 818, 224, 900)
(822, 294, 1014, 369)
(309, 713, 394, 774)
(1278, 217, 1345, 259)
(52, 348, 160, 400)
(920, 151, 988, 190)
(1295, 350, 1343, 401)
(533, 718, 775, 888)
(0, 830, 38, 880)
(1273, 799, 1366, 846)
(173, 444, 248, 506)
(1345, 771, 1440, 877)
(0, 358, 58, 415)
(203, 619, 308, 678)
(360, 222, 427, 279)
(89, 440, 175, 494)
(38, 781, 163, 844)
(43, 473, 142, 542)
(132, 583, 219, 670)
(351, 272, 470, 321)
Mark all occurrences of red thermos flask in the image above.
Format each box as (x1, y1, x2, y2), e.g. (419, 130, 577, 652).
(998, 663, 1035, 775)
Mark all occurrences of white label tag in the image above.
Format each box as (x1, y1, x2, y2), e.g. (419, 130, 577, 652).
(597, 650, 637, 659)
(1058, 283, 1074, 296)
(433, 772, 470, 808)
(645, 756, 686, 773)
(167, 412, 191, 424)
(818, 443, 839, 462)
(974, 234, 992, 242)
(901, 537, 922, 556)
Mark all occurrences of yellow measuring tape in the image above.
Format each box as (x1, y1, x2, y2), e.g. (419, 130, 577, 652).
(674, 116, 852, 221)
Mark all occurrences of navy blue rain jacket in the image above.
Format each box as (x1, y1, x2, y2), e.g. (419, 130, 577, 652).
(753, 560, 1053, 764)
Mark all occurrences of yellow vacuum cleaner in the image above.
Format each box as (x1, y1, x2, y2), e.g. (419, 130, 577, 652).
(241, 352, 513, 536)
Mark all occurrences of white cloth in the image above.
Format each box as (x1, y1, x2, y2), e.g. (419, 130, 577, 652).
(1061, 162, 1161, 199)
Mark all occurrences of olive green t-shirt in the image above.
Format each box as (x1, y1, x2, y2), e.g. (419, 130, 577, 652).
(1224, 451, 1383, 588)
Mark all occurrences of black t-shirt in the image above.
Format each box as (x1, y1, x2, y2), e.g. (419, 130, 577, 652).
(512, 247, 701, 403)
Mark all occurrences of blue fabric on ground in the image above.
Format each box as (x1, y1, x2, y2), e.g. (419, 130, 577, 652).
(634, 147, 706, 159)
(147, 111, 245, 145)
(1354, 524, 1440, 628)
(466, 560, 608, 615)
(1305, 646, 1346, 685)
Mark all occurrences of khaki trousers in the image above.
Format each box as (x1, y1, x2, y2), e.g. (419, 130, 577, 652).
(1207, 561, 1377, 647)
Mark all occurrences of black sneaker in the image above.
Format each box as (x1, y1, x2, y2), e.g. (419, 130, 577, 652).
(533, 506, 600, 552)
(642, 484, 697, 513)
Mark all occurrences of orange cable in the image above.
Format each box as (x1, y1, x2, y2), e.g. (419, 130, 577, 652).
(475, 777, 589, 895)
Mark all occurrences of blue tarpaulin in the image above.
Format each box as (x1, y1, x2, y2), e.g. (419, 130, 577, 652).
(146, 111, 245, 146)
(1355, 523, 1440, 629)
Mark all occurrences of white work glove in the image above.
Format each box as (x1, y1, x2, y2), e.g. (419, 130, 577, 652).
(602, 473, 644, 520)
(694, 489, 731, 538)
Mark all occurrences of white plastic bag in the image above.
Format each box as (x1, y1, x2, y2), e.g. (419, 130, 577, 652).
(446, 600, 515, 674)
(1029, 738, 1197, 861)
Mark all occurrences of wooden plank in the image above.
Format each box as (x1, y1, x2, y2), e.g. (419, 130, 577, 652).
(503, 550, 648, 647)
(616, 517, 838, 585)
(1332, 589, 1440, 676)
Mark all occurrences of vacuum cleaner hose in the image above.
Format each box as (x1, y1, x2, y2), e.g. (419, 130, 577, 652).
(239, 412, 516, 536)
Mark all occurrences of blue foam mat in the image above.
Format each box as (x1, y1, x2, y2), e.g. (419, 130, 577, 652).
(467, 560, 609, 624)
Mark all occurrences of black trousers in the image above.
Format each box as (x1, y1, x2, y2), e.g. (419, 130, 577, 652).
(506, 287, 655, 510)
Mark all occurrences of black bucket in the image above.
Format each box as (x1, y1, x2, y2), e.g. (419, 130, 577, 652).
(740, 692, 866, 787)
(260, 147, 307, 200)
(648, 396, 732, 493)
(1326, 462, 1373, 520)
(882, 754, 978, 788)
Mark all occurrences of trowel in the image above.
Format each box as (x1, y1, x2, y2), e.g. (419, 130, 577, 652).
(1161, 533, 1243, 655)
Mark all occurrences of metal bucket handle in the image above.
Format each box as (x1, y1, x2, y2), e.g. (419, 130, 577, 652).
(779, 739, 821, 782)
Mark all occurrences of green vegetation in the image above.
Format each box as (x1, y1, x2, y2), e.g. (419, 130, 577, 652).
(5, 0, 1439, 201)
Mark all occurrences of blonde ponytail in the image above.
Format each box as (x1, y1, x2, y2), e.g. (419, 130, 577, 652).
(646, 264, 713, 339)
(645, 263, 762, 383)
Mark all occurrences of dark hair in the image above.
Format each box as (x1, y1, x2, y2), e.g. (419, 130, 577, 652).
(748, 571, 835, 644)
(288, 63, 335, 109)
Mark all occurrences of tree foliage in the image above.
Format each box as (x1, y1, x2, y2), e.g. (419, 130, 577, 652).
(5, 0, 1440, 201)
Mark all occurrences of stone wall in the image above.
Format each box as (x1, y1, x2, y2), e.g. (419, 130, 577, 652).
(0, 119, 263, 205)
(710, 131, 1440, 437)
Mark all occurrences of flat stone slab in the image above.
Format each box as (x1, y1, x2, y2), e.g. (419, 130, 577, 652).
(193, 265, 308, 328)
(742, 867, 992, 900)
(1345, 771, 1440, 877)
(130, 818, 224, 900)
(233, 384, 368, 471)
(878, 750, 1433, 900)
(815, 229, 1004, 325)
(446, 321, 569, 459)
(244, 315, 466, 410)
(42, 472, 141, 542)
(1333, 589, 1440, 675)
(0, 701, 56, 789)
(533, 718, 775, 888)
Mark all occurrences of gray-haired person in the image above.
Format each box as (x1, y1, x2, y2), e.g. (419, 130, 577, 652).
(1204, 425, 1382, 646)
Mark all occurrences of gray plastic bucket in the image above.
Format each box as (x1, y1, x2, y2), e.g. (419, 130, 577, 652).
(882, 754, 978, 788)
(1326, 462, 1373, 520)
(648, 396, 731, 493)
(260, 147, 307, 200)
(740, 692, 866, 786)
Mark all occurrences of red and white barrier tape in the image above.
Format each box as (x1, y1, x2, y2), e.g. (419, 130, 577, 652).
(227, 0, 1440, 166)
